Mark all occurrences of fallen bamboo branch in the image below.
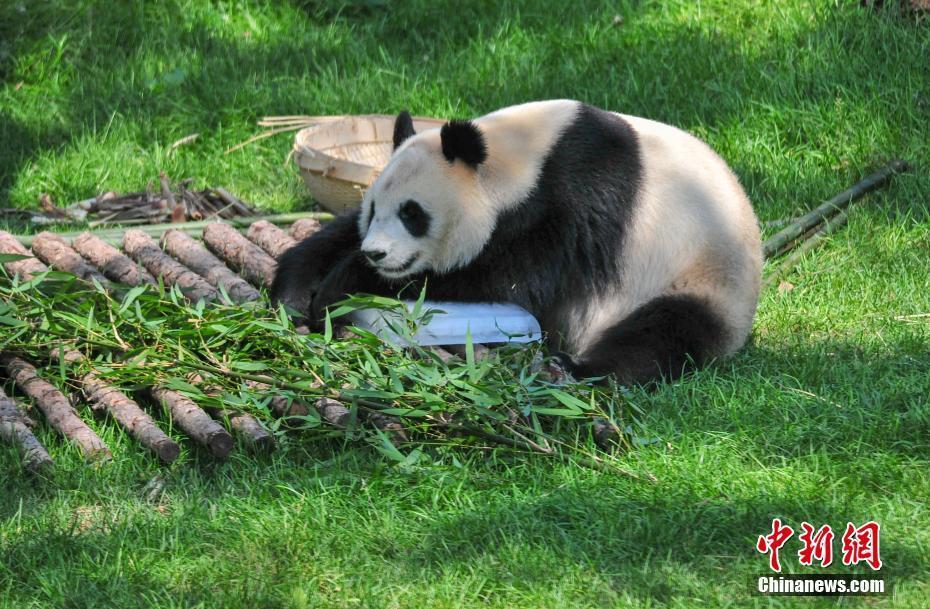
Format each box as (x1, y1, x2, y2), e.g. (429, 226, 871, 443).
(246, 220, 297, 259)
(13, 212, 334, 248)
(202, 222, 277, 288)
(161, 229, 260, 302)
(0, 353, 110, 460)
(763, 209, 851, 289)
(59, 350, 180, 464)
(762, 159, 908, 259)
(148, 387, 234, 458)
(0, 231, 48, 280)
(31, 232, 111, 286)
(0, 387, 53, 472)
(72, 232, 156, 286)
(288, 217, 322, 241)
(123, 229, 218, 302)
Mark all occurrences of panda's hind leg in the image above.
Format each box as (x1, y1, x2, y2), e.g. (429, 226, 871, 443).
(565, 295, 727, 386)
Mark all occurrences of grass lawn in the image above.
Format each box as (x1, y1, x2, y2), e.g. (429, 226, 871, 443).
(2, 1, 929, 607)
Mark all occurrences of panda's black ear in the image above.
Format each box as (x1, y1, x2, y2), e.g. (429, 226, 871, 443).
(440, 120, 487, 168)
(393, 110, 416, 151)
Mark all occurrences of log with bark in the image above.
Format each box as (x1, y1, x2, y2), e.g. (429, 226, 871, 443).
(0, 353, 110, 460)
(123, 229, 218, 301)
(202, 222, 277, 288)
(288, 218, 322, 241)
(0, 387, 53, 472)
(72, 231, 156, 286)
(0, 231, 48, 280)
(160, 229, 260, 302)
(58, 350, 180, 464)
(30, 232, 111, 286)
(148, 387, 234, 458)
(246, 220, 297, 259)
(205, 408, 275, 451)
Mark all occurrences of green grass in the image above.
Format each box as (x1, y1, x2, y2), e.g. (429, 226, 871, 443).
(2, 0, 930, 607)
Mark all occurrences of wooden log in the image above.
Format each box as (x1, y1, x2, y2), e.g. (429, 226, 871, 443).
(762, 160, 908, 259)
(0, 388, 53, 472)
(160, 229, 260, 302)
(58, 350, 180, 464)
(72, 232, 156, 286)
(0, 231, 48, 280)
(123, 229, 218, 301)
(289, 218, 322, 241)
(14, 212, 334, 247)
(0, 353, 110, 460)
(30, 232, 111, 286)
(148, 387, 234, 458)
(202, 222, 277, 288)
(206, 408, 275, 451)
(315, 397, 352, 428)
(246, 220, 297, 259)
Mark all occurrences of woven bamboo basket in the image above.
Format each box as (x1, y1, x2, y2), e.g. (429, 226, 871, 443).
(293, 115, 445, 213)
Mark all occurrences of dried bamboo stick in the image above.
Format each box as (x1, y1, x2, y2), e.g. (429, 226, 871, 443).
(288, 218, 322, 241)
(59, 350, 180, 464)
(0, 387, 53, 472)
(202, 222, 277, 288)
(72, 232, 156, 286)
(0, 231, 48, 280)
(160, 173, 186, 223)
(762, 160, 908, 259)
(246, 220, 297, 259)
(30, 232, 111, 286)
(123, 229, 218, 301)
(763, 209, 851, 289)
(0, 353, 110, 460)
(160, 230, 260, 302)
(148, 387, 234, 458)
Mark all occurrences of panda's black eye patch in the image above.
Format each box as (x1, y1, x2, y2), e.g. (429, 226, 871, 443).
(398, 200, 430, 238)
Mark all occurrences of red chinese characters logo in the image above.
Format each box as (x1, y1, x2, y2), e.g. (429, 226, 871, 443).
(757, 519, 882, 572)
(842, 521, 883, 570)
(757, 518, 794, 572)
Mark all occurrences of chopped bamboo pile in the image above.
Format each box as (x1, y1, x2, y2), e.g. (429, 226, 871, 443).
(0, 161, 909, 471)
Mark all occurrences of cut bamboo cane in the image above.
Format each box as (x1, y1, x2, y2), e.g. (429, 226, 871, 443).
(0, 388, 53, 472)
(202, 222, 277, 288)
(148, 387, 234, 458)
(0, 231, 48, 280)
(763, 210, 851, 289)
(0, 353, 110, 460)
(205, 408, 275, 451)
(72, 231, 156, 286)
(288, 218, 322, 241)
(30, 232, 111, 286)
(59, 350, 180, 464)
(762, 159, 908, 259)
(123, 229, 218, 302)
(160, 230, 260, 302)
(14, 212, 334, 248)
(246, 220, 297, 259)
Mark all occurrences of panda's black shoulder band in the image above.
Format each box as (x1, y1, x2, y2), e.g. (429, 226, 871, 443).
(440, 120, 487, 168)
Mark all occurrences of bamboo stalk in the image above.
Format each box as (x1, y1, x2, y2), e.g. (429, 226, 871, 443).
(13, 212, 334, 248)
(763, 209, 851, 289)
(0, 387, 53, 472)
(1, 353, 111, 461)
(762, 159, 908, 259)
(58, 350, 181, 464)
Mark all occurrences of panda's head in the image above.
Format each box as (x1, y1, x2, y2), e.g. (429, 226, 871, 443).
(358, 110, 493, 280)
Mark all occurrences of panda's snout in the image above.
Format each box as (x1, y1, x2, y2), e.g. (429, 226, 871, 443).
(361, 248, 388, 264)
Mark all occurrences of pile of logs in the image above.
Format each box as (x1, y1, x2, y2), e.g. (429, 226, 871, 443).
(0, 161, 909, 471)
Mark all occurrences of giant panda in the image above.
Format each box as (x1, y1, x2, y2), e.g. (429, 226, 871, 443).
(271, 100, 763, 385)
